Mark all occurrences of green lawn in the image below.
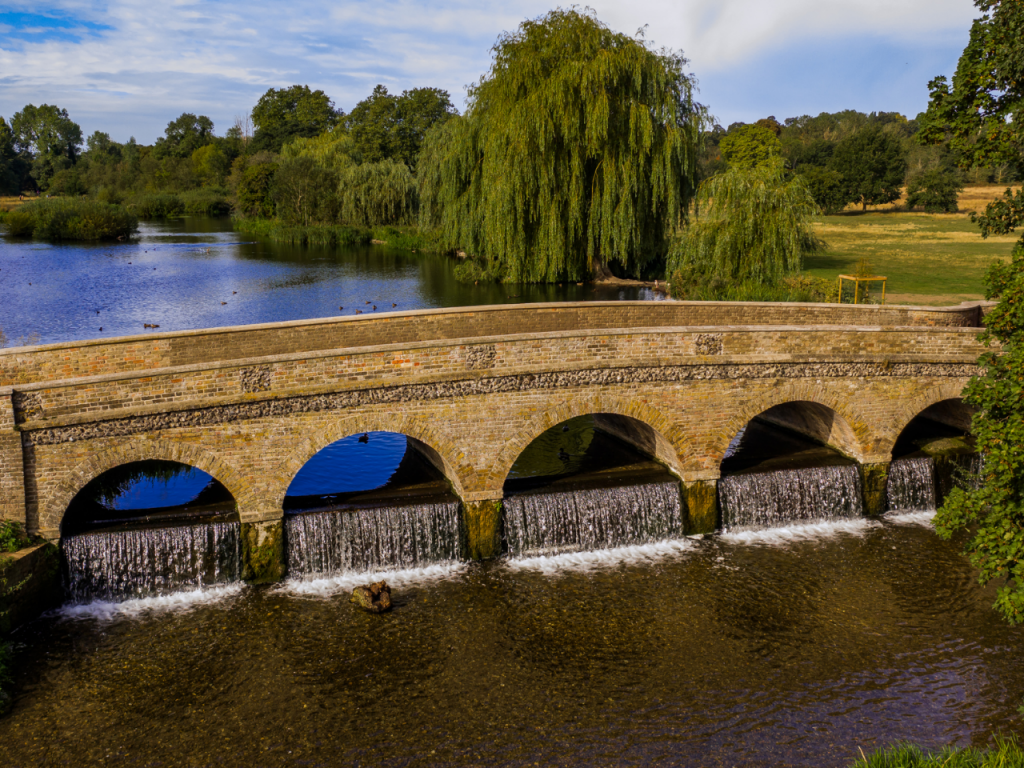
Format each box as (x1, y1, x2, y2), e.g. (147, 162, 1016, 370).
(805, 210, 1019, 305)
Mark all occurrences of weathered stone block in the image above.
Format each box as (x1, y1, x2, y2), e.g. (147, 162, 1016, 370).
(860, 462, 890, 517)
(463, 500, 502, 560)
(241, 520, 284, 583)
(684, 480, 718, 534)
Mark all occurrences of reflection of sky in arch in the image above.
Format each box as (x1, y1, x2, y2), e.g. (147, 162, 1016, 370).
(89, 463, 216, 510)
(286, 432, 409, 496)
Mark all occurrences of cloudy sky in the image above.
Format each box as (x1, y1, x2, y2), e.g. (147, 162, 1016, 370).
(0, 0, 980, 143)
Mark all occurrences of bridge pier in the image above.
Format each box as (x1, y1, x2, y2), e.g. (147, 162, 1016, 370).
(859, 462, 891, 517)
(462, 498, 503, 560)
(682, 479, 718, 535)
(241, 519, 284, 584)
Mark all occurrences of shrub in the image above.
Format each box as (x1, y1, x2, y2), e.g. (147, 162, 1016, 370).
(4, 197, 137, 241)
(453, 258, 497, 283)
(233, 218, 371, 247)
(179, 189, 231, 216)
(130, 192, 184, 218)
(0, 520, 31, 553)
(369, 225, 445, 252)
(237, 162, 277, 219)
(669, 271, 840, 303)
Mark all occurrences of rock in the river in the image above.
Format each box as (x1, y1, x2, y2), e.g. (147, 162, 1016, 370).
(351, 580, 392, 613)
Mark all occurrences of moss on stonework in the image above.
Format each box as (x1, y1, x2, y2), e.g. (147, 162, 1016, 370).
(241, 521, 284, 584)
(0, 541, 62, 636)
(464, 500, 502, 560)
(859, 462, 890, 517)
(915, 436, 975, 458)
(684, 481, 718, 534)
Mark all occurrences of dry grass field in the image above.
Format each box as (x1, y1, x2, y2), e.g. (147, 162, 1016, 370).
(806, 184, 1022, 305)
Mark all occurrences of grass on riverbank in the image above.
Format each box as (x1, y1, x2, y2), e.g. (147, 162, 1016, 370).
(806, 185, 1021, 305)
(851, 737, 1024, 767)
(1, 197, 138, 241)
(233, 218, 447, 252)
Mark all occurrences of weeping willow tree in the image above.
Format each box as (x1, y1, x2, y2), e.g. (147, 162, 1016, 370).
(279, 131, 416, 226)
(418, 8, 705, 283)
(668, 161, 823, 288)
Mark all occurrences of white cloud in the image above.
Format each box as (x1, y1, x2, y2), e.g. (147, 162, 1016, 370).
(0, 0, 979, 141)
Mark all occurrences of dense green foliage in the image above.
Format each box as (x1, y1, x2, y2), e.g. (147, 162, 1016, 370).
(919, 0, 1024, 172)
(419, 8, 704, 282)
(668, 162, 821, 289)
(927, 0, 1024, 626)
(719, 123, 781, 170)
(850, 737, 1024, 767)
(4, 197, 138, 241)
(232, 217, 372, 247)
(344, 85, 457, 169)
(11, 104, 83, 190)
(830, 125, 908, 209)
(906, 168, 963, 212)
(251, 85, 341, 153)
(0, 520, 31, 553)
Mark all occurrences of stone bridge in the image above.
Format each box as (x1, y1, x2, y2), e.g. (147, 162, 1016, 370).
(0, 301, 988, 577)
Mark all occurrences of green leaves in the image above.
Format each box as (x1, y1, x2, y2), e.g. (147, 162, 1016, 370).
(418, 8, 704, 283)
(668, 161, 822, 286)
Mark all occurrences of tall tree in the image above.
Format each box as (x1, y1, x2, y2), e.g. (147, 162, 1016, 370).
(345, 85, 457, 169)
(668, 160, 822, 286)
(251, 85, 341, 153)
(719, 123, 781, 170)
(0, 117, 19, 194)
(828, 125, 907, 210)
(918, 0, 1024, 171)
(418, 8, 705, 283)
(926, 0, 1024, 624)
(154, 113, 215, 159)
(11, 104, 83, 190)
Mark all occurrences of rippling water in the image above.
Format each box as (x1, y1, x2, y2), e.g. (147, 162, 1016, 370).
(0, 217, 662, 345)
(2, 519, 1021, 767)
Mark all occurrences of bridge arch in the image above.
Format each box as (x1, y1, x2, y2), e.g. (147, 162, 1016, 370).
(40, 438, 249, 536)
(716, 387, 872, 465)
(883, 383, 972, 457)
(276, 414, 469, 509)
(487, 395, 683, 493)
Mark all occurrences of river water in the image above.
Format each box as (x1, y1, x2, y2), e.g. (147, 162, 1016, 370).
(2, 517, 1022, 767)
(2, 220, 1021, 766)
(0, 217, 660, 346)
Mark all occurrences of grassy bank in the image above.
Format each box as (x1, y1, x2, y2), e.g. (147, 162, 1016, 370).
(1, 197, 138, 241)
(851, 737, 1024, 767)
(234, 218, 447, 252)
(128, 189, 231, 218)
(807, 185, 1022, 305)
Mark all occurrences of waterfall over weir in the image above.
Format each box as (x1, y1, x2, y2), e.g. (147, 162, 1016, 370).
(63, 522, 241, 602)
(285, 502, 463, 578)
(719, 465, 863, 531)
(503, 481, 684, 557)
(887, 457, 936, 512)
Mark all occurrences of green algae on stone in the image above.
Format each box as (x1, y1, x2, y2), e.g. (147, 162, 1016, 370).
(683, 480, 718, 534)
(241, 521, 284, 583)
(463, 500, 502, 560)
(859, 462, 890, 517)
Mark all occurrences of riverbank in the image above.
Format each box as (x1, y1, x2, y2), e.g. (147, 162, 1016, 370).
(852, 737, 1024, 767)
(233, 217, 447, 252)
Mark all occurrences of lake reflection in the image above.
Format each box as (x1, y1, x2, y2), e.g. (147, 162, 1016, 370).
(0, 217, 664, 345)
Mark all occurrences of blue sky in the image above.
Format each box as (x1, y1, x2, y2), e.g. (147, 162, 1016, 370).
(0, 0, 980, 143)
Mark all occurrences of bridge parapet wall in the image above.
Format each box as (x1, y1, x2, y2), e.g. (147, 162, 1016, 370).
(0, 301, 991, 387)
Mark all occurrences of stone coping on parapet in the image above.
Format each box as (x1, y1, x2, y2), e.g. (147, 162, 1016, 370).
(0, 324, 985, 404)
(0, 299, 995, 360)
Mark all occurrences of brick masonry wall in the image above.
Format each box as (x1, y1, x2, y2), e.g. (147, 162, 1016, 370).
(0, 301, 991, 386)
(0, 303, 987, 537)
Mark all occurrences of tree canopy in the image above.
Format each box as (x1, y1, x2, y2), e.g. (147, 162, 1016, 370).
(154, 113, 215, 159)
(828, 125, 907, 210)
(719, 123, 781, 170)
(251, 85, 341, 153)
(344, 85, 456, 169)
(668, 161, 822, 286)
(10, 104, 83, 190)
(418, 8, 705, 283)
(928, 0, 1024, 625)
(918, 0, 1024, 171)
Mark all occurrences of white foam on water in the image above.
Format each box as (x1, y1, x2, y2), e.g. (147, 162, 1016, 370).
(884, 509, 937, 526)
(720, 517, 881, 545)
(504, 538, 695, 575)
(280, 561, 467, 597)
(55, 583, 244, 623)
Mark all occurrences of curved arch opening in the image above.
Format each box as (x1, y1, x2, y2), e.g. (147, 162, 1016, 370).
(283, 432, 462, 577)
(61, 460, 241, 602)
(502, 414, 685, 557)
(887, 398, 978, 513)
(63, 460, 237, 536)
(720, 402, 863, 531)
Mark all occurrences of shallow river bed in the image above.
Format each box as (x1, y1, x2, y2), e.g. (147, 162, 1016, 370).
(2, 516, 1022, 767)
